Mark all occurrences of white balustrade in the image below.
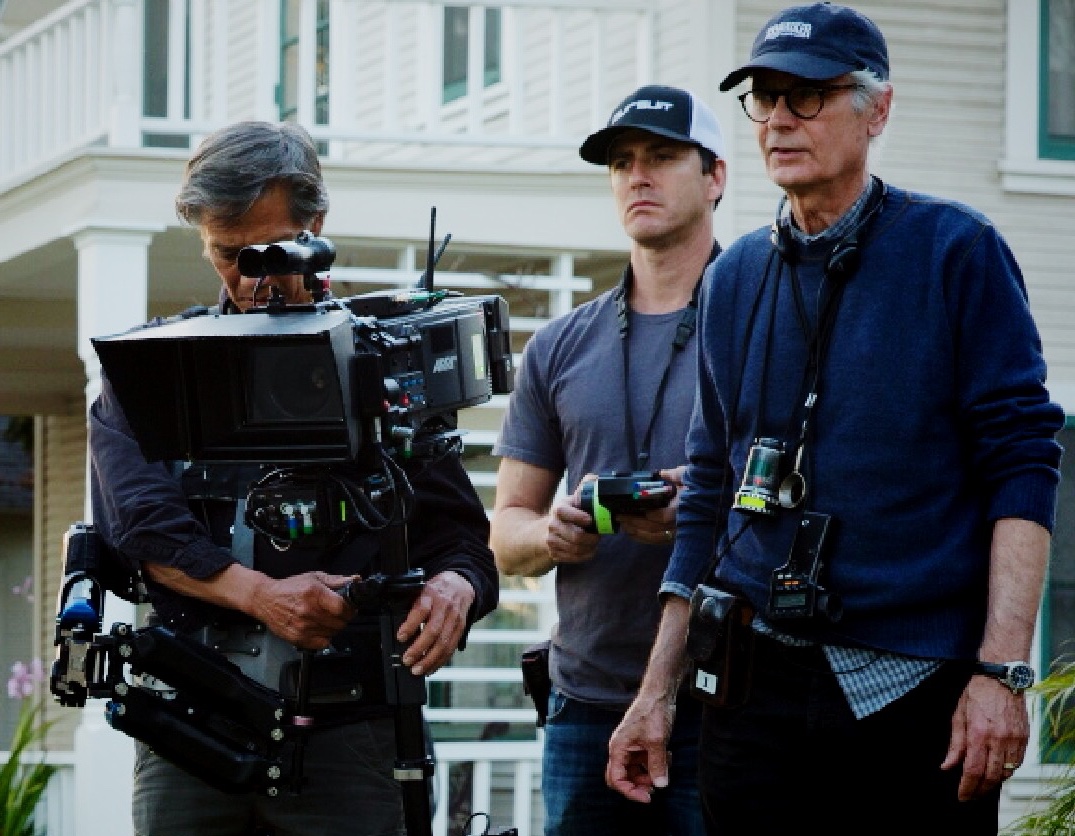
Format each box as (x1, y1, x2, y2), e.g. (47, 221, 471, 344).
(0, 0, 653, 187)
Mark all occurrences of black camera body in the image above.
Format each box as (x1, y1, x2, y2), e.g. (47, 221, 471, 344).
(578, 471, 675, 534)
(91, 240, 513, 465)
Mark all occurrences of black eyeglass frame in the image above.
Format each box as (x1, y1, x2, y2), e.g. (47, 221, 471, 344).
(737, 83, 863, 123)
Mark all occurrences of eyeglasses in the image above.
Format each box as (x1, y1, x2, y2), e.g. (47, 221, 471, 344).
(737, 84, 862, 123)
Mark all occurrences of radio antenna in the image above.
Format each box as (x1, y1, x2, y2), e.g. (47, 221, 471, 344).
(419, 207, 451, 294)
(422, 208, 436, 292)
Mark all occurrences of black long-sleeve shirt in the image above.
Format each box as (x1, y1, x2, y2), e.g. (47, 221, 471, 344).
(88, 371, 498, 636)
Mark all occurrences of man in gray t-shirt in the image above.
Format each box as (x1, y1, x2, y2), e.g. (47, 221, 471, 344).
(491, 85, 726, 836)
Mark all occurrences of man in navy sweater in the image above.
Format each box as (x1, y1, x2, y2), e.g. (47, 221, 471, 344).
(605, 4, 1065, 834)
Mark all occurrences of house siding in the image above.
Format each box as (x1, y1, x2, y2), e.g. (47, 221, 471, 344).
(38, 414, 88, 750)
(1, 2, 1073, 830)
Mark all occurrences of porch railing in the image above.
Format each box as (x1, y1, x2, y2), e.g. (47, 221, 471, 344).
(0, 0, 654, 189)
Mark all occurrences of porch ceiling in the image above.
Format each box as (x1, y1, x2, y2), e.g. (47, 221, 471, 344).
(0, 148, 627, 418)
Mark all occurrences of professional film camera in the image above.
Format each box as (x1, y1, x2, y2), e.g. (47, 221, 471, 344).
(50, 217, 518, 836)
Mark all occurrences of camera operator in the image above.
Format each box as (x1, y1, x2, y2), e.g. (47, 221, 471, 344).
(605, 5, 1065, 834)
(88, 120, 498, 836)
(490, 86, 726, 836)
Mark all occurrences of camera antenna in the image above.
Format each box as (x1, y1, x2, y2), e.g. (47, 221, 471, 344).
(418, 207, 451, 296)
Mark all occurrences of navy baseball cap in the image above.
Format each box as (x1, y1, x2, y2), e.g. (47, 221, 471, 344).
(719, 3, 889, 91)
(579, 85, 725, 166)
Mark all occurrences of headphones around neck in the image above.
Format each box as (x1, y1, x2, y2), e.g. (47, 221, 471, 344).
(770, 181, 886, 283)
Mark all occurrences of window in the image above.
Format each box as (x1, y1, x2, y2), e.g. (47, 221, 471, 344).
(1042, 0, 1075, 159)
(1003, 0, 1075, 193)
(442, 6, 502, 105)
(278, 0, 330, 135)
(315, 0, 331, 127)
(142, 0, 190, 148)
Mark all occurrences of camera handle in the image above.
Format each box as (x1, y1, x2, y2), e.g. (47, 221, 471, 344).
(341, 519, 433, 836)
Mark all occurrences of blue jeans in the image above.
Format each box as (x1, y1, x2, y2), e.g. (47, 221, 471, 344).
(699, 633, 1001, 835)
(542, 689, 705, 836)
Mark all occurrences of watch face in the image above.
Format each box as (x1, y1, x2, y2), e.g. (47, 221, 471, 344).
(1009, 664, 1035, 691)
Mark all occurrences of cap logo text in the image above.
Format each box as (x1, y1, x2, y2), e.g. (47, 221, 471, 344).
(765, 21, 812, 40)
(611, 99, 674, 125)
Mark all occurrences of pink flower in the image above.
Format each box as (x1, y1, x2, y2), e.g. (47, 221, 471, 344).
(10, 574, 34, 603)
(7, 658, 45, 699)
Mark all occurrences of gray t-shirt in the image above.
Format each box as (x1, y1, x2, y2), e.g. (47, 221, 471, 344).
(494, 288, 700, 706)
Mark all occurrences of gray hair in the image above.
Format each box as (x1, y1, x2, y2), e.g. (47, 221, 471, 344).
(175, 120, 329, 228)
(849, 69, 892, 154)
(849, 69, 891, 114)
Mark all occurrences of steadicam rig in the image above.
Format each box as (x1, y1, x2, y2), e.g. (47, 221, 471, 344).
(50, 525, 294, 796)
(53, 211, 519, 836)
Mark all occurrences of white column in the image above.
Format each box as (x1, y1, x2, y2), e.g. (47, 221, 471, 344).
(71, 226, 156, 836)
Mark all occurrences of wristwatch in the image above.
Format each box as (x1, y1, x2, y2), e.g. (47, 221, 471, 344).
(973, 660, 1036, 694)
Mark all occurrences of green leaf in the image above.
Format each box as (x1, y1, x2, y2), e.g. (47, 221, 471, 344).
(1, 700, 57, 836)
(1004, 658, 1075, 835)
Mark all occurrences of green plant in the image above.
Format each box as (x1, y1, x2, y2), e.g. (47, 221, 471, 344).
(2, 662, 56, 836)
(1004, 659, 1075, 835)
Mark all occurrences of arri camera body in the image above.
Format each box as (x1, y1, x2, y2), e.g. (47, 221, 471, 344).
(92, 252, 513, 466)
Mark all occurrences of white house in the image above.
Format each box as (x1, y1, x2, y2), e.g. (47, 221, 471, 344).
(1, 1, 1073, 834)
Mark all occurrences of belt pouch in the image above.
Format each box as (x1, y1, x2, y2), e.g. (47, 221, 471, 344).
(520, 640, 552, 727)
(685, 584, 755, 709)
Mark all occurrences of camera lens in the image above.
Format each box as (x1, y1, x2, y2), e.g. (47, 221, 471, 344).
(247, 345, 343, 423)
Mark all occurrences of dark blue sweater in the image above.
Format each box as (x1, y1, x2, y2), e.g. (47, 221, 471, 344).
(664, 185, 1064, 658)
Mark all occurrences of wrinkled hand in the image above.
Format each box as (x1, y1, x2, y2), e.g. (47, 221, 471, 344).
(606, 693, 677, 803)
(249, 571, 355, 651)
(546, 485, 601, 566)
(616, 466, 685, 547)
(941, 675, 1030, 800)
(397, 570, 476, 676)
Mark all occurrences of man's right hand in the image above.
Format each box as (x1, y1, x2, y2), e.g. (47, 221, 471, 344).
(606, 595, 691, 802)
(490, 458, 600, 576)
(245, 570, 355, 650)
(545, 491, 602, 566)
(143, 562, 354, 650)
(606, 691, 676, 803)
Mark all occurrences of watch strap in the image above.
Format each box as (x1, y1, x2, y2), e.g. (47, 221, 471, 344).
(972, 660, 1034, 693)
(973, 661, 1008, 679)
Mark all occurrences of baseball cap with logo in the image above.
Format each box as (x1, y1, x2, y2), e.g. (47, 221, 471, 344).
(719, 2, 889, 91)
(579, 84, 725, 166)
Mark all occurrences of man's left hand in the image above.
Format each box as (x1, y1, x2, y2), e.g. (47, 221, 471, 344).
(941, 674, 1030, 800)
(397, 570, 475, 675)
(616, 466, 686, 546)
